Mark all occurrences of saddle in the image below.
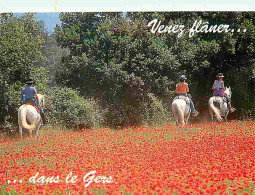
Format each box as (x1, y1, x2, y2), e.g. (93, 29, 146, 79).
(213, 96, 227, 104)
(173, 95, 190, 105)
(23, 101, 41, 113)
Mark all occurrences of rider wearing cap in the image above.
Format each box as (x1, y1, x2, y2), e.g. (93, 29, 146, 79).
(175, 75, 199, 116)
(21, 78, 46, 125)
(212, 73, 236, 113)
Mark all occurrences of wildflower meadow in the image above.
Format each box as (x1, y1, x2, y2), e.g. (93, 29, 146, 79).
(1, 121, 255, 194)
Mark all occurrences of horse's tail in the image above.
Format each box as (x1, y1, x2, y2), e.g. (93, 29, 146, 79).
(18, 106, 36, 130)
(208, 97, 222, 121)
(172, 100, 185, 126)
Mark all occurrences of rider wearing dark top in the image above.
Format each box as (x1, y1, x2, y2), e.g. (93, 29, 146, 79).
(21, 78, 46, 125)
(21, 86, 37, 102)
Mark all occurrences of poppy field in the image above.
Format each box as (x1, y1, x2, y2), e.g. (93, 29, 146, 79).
(1, 121, 255, 194)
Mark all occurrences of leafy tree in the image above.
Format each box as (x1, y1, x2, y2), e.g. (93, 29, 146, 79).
(54, 12, 255, 126)
(54, 12, 181, 126)
(0, 13, 46, 127)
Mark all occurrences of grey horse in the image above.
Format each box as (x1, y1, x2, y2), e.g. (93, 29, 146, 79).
(18, 94, 44, 138)
(172, 96, 191, 127)
(208, 87, 232, 122)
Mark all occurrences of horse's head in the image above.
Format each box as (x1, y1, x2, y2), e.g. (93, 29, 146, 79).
(224, 86, 232, 99)
(36, 94, 45, 107)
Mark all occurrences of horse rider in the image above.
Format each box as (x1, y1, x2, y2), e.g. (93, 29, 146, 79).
(212, 73, 236, 113)
(21, 78, 46, 125)
(175, 75, 199, 117)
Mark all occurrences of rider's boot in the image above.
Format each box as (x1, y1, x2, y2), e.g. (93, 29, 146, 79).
(192, 110, 199, 117)
(228, 103, 236, 113)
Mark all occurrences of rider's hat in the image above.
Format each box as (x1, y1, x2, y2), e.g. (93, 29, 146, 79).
(25, 78, 34, 85)
(217, 73, 224, 78)
(181, 75, 187, 80)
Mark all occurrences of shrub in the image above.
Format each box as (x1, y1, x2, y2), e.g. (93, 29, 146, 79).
(141, 93, 170, 126)
(46, 87, 103, 129)
(103, 92, 170, 128)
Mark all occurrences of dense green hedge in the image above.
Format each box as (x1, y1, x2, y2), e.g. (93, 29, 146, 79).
(46, 87, 104, 129)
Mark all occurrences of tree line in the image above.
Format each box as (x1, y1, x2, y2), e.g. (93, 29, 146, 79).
(0, 12, 254, 130)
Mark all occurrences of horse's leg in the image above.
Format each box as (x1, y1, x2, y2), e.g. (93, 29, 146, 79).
(19, 125, 23, 139)
(209, 108, 214, 123)
(35, 115, 42, 139)
(176, 118, 184, 127)
(184, 117, 188, 125)
(180, 119, 185, 127)
(35, 125, 40, 139)
(225, 114, 228, 123)
(29, 130, 33, 138)
(35, 127, 38, 139)
(180, 122, 185, 127)
(179, 113, 186, 127)
(185, 113, 190, 125)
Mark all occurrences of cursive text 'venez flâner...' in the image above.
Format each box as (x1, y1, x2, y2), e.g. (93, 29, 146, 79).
(147, 19, 234, 38)
(147, 19, 185, 37)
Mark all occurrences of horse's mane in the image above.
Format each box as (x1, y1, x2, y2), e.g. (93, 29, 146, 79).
(36, 94, 45, 107)
(224, 86, 231, 96)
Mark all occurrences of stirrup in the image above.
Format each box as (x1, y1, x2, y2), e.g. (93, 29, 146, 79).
(230, 108, 236, 113)
(192, 111, 199, 117)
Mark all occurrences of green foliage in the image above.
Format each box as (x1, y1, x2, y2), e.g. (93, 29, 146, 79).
(46, 87, 104, 128)
(32, 67, 50, 94)
(2, 12, 254, 130)
(0, 13, 46, 127)
(55, 13, 180, 95)
(141, 93, 169, 126)
(54, 12, 255, 125)
(54, 13, 181, 127)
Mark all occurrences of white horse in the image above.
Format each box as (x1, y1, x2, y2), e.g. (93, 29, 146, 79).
(172, 96, 191, 127)
(18, 94, 44, 138)
(208, 87, 232, 122)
